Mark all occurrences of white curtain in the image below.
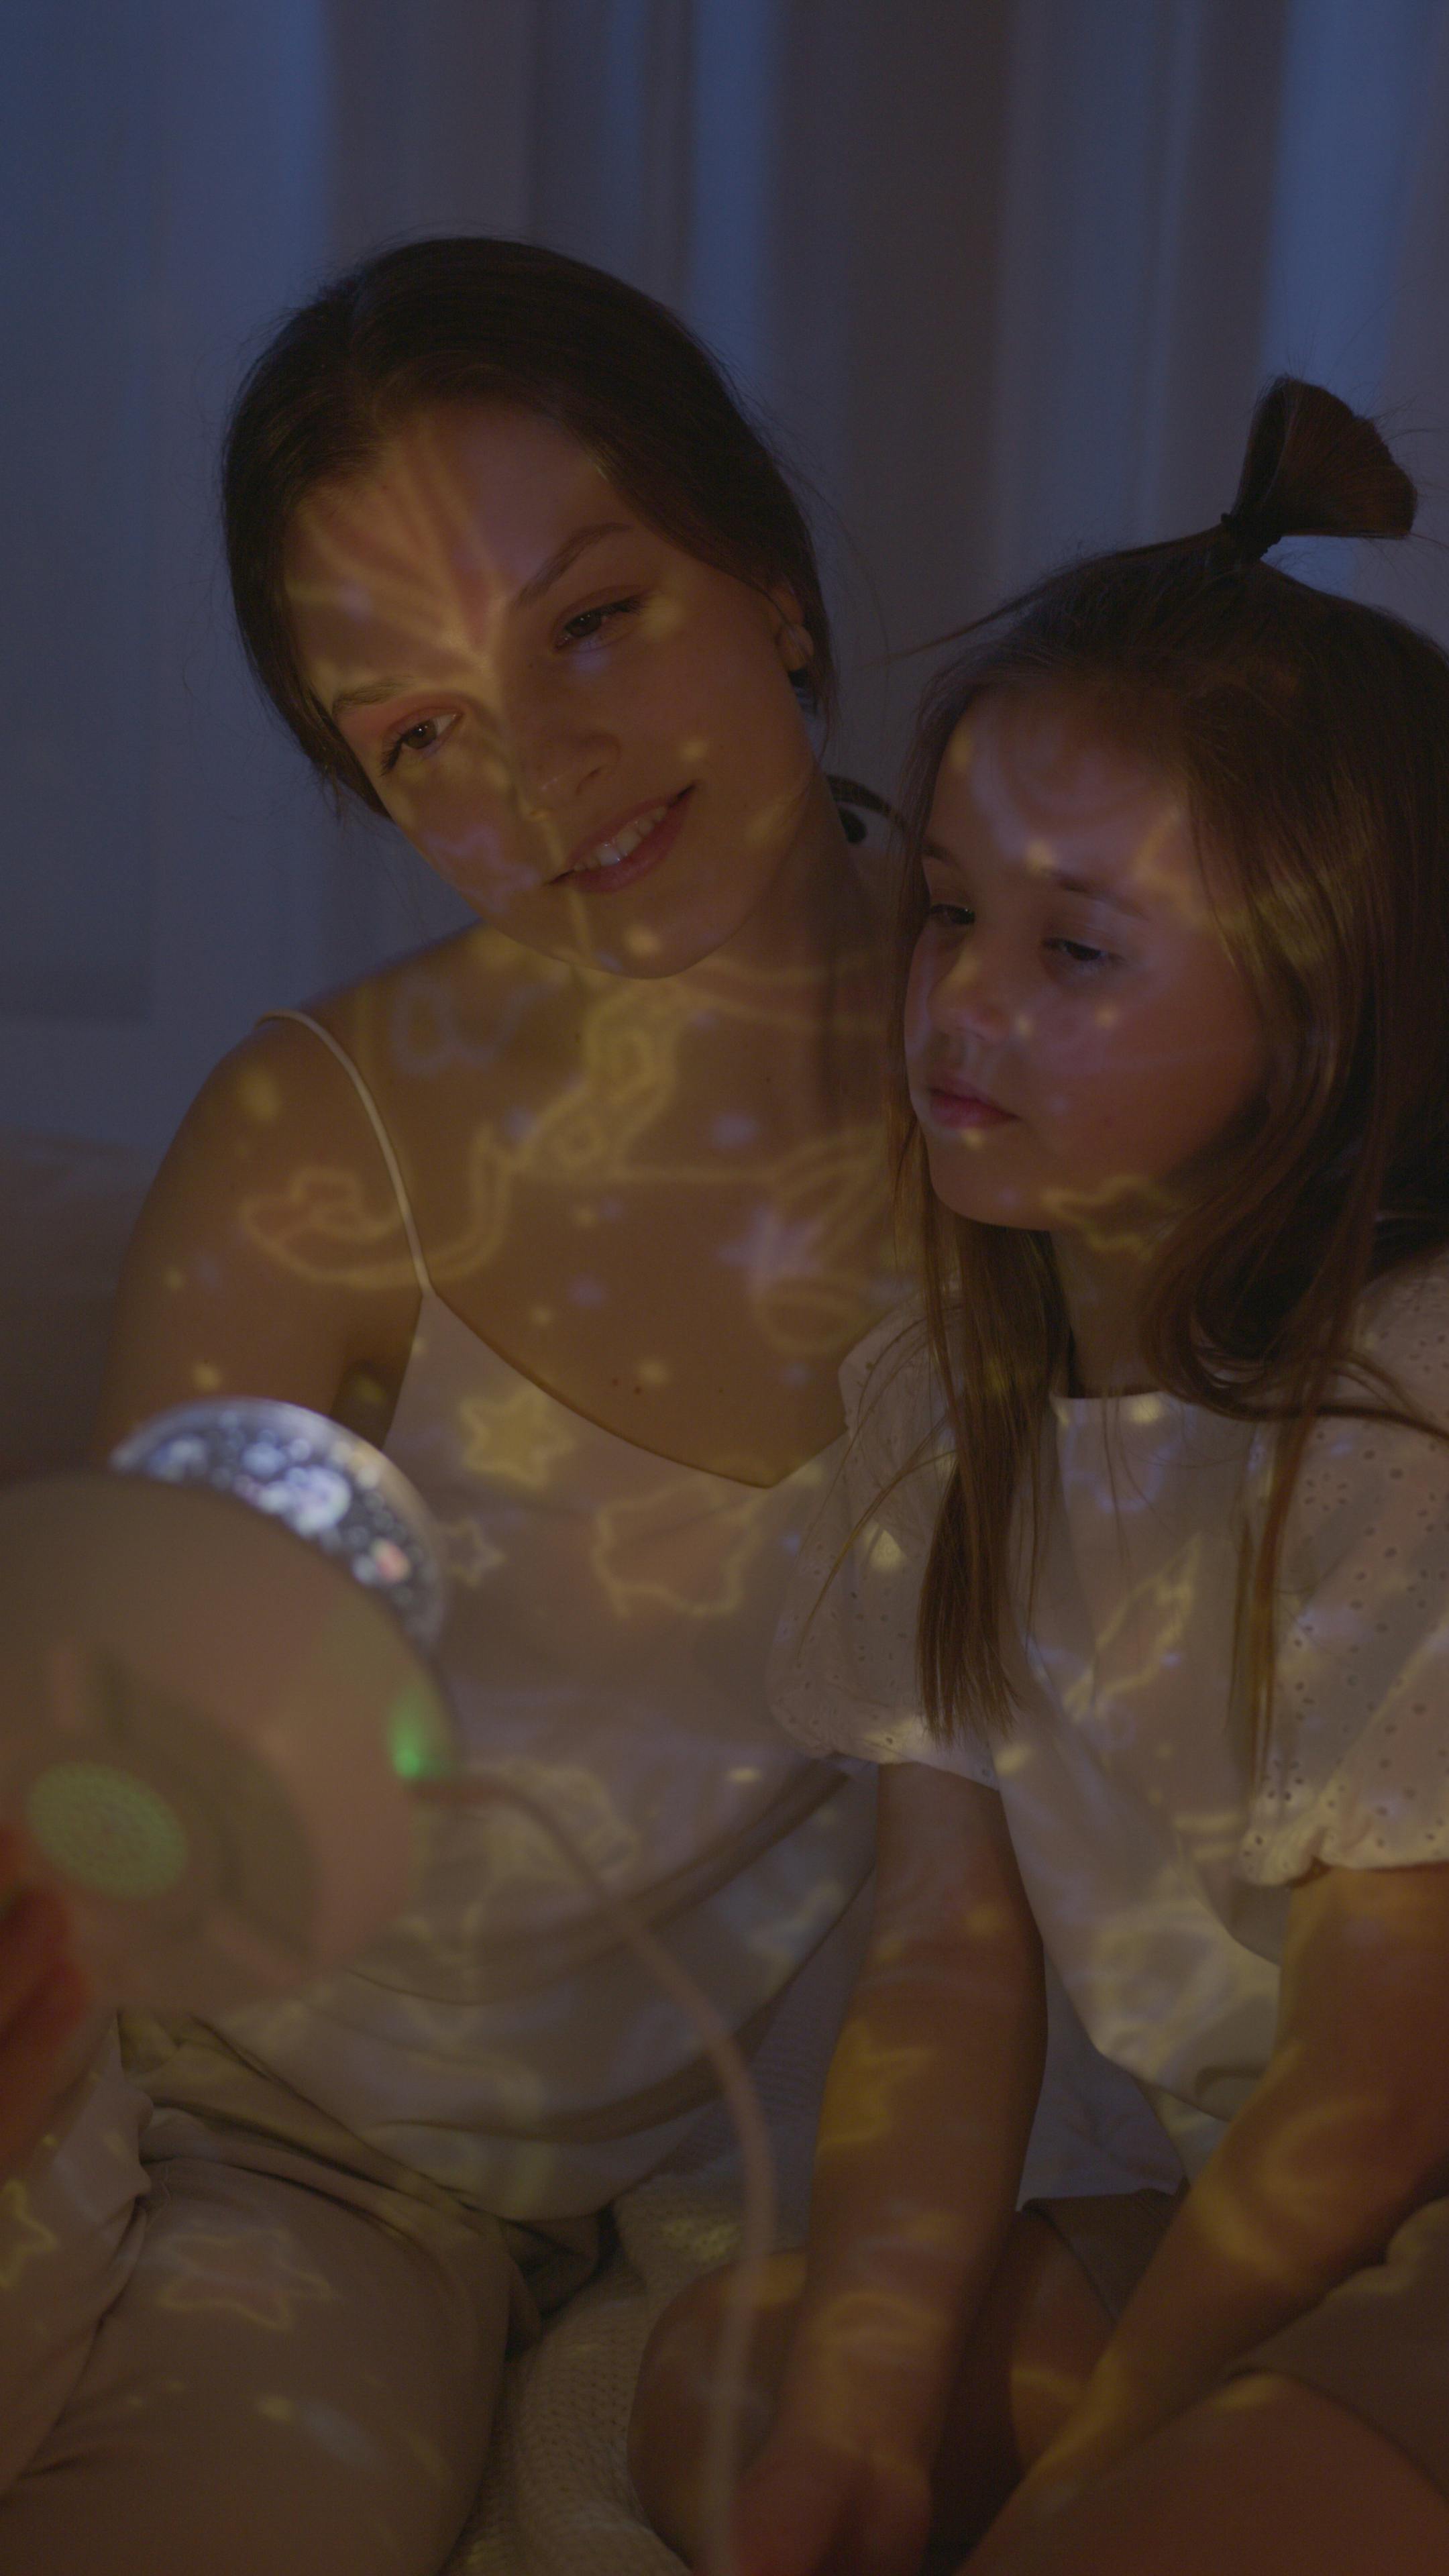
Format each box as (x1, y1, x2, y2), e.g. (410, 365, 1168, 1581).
(5, 0, 1447, 1151)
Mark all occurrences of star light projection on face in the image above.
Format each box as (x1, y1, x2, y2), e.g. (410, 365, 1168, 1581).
(286, 405, 828, 980)
(906, 688, 1268, 1256)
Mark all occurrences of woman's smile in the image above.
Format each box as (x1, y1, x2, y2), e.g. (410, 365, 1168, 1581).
(552, 787, 694, 891)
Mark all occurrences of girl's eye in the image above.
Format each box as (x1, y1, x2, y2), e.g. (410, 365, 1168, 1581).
(380, 715, 455, 776)
(1046, 936, 1118, 973)
(557, 595, 643, 649)
(925, 901, 975, 930)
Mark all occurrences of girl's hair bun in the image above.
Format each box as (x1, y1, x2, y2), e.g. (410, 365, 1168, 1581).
(1221, 376, 1417, 557)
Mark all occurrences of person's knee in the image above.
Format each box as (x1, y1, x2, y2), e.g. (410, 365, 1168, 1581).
(628, 2249, 806, 2550)
(926, 2208, 1115, 2558)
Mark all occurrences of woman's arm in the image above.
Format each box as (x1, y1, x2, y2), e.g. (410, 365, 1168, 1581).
(996, 1856, 1449, 2524)
(91, 1016, 417, 1456)
(731, 1761, 1046, 2576)
(0, 1019, 419, 2173)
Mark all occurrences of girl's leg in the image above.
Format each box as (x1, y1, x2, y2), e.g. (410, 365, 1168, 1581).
(958, 2373, 1449, 2576)
(627, 2209, 1114, 2565)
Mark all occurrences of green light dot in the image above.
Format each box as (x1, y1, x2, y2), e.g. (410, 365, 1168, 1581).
(24, 1762, 190, 1900)
(386, 1682, 451, 1784)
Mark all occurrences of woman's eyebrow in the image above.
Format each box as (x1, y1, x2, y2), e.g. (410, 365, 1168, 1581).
(514, 519, 635, 608)
(329, 522, 637, 718)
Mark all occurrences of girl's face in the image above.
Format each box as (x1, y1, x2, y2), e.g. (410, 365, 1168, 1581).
(905, 689, 1269, 1240)
(284, 404, 820, 976)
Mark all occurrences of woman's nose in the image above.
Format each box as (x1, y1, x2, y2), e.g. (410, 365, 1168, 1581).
(505, 694, 616, 822)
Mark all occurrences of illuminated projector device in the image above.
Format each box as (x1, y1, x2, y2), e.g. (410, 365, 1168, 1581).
(0, 1402, 455, 2012)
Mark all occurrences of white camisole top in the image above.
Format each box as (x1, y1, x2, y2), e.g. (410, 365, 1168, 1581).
(216, 1010, 877, 2220)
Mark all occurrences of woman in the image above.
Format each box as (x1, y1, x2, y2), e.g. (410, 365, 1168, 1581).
(0, 239, 1167, 2576)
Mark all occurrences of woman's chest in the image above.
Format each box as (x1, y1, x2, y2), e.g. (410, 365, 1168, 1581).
(380, 980, 902, 1482)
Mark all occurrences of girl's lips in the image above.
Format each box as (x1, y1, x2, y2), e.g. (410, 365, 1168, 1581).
(555, 789, 693, 896)
(924, 1084, 1018, 1130)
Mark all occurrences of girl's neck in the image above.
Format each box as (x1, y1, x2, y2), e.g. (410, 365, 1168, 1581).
(1054, 1230, 1155, 1397)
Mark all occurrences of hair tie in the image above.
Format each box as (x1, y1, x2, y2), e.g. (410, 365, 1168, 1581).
(1214, 508, 1270, 567)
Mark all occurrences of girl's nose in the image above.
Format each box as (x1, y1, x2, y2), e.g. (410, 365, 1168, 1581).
(930, 939, 1016, 1044)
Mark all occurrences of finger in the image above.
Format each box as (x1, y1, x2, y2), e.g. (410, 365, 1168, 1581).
(0, 1821, 40, 1898)
(0, 1964, 91, 2176)
(852, 2489, 934, 2576)
(724, 2462, 848, 2576)
(0, 1884, 76, 2037)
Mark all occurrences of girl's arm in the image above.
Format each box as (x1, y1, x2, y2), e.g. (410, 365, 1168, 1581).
(731, 1760, 1046, 2576)
(989, 1856, 1449, 2534)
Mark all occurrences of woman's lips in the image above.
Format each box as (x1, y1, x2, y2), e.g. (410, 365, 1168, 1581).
(924, 1082, 1018, 1130)
(554, 789, 693, 896)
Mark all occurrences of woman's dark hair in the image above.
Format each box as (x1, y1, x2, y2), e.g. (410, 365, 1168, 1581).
(890, 378, 1449, 1754)
(223, 235, 836, 811)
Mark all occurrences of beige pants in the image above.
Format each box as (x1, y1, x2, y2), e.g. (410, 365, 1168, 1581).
(0, 2019, 597, 2576)
(1034, 2184, 1449, 2507)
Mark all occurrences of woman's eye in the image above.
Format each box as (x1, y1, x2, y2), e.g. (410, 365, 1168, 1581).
(557, 595, 643, 649)
(925, 901, 975, 930)
(380, 715, 454, 775)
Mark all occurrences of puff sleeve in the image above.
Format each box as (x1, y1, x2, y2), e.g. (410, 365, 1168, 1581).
(767, 1307, 998, 1787)
(1240, 1263, 1449, 1882)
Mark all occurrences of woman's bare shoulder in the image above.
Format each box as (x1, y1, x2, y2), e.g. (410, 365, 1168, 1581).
(89, 979, 445, 1456)
(296, 922, 574, 1105)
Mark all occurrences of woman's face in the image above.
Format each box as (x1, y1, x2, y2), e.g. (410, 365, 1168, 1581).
(285, 405, 819, 976)
(904, 688, 1269, 1242)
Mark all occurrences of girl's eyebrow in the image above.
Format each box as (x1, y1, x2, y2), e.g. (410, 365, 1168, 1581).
(922, 837, 1146, 920)
(1048, 869, 1147, 920)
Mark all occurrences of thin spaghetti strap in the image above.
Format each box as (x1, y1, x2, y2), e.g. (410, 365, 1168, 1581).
(260, 1009, 435, 1299)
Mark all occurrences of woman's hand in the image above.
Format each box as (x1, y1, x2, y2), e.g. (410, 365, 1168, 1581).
(0, 1825, 93, 2175)
(718, 2419, 932, 2576)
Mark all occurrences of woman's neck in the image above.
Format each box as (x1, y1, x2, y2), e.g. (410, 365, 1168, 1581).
(686, 767, 885, 987)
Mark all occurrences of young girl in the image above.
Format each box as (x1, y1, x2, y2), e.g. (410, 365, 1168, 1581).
(630, 380, 1449, 2575)
(0, 238, 1165, 2576)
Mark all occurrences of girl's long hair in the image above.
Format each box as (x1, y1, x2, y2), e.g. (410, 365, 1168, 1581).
(894, 378, 1449, 1754)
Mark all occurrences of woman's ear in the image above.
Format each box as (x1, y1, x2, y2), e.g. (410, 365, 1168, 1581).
(766, 585, 812, 678)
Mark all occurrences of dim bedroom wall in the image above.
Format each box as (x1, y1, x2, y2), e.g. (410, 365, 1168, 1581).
(3, 0, 1446, 1156)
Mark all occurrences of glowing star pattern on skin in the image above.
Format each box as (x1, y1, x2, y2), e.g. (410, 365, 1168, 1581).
(153, 2223, 340, 2329)
(239, 1161, 419, 1292)
(719, 1205, 826, 1291)
(816, 2024, 940, 2155)
(0, 2180, 58, 2290)
(388, 952, 566, 1079)
(237, 981, 893, 1358)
